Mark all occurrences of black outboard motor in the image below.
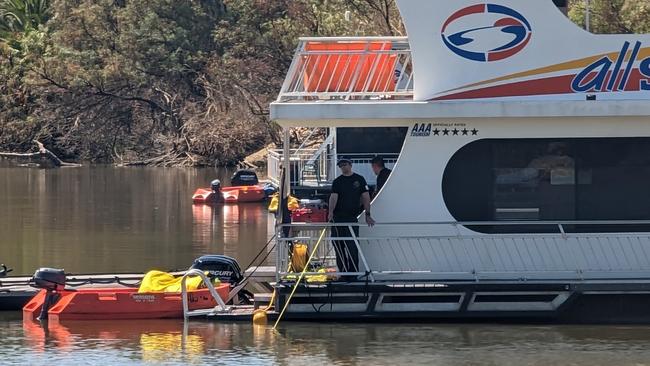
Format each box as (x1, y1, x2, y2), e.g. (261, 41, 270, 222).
(32, 268, 66, 321)
(190, 255, 244, 284)
(231, 170, 259, 186)
(0, 264, 11, 278)
(190, 255, 252, 304)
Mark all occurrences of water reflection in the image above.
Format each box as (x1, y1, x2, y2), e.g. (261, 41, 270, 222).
(191, 202, 273, 266)
(9, 319, 650, 366)
(0, 166, 274, 275)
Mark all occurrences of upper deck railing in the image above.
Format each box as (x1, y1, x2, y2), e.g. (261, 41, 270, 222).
(277, 37, 414, 102)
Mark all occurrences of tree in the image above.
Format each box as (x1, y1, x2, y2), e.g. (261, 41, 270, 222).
(0, 0, 50, 44)
(568, 0, 650, 34)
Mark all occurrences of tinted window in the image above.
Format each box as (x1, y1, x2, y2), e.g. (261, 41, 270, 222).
(443, 138, 650, 233)
(337, 127, 408, 155)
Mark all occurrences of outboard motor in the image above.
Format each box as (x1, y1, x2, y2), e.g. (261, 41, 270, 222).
(231, 170, 259, 187)
(32, 268, 66, 321)
(190, 255, 244, 284)
(190, 255, 252, 304)
(0, 264, 11, 278)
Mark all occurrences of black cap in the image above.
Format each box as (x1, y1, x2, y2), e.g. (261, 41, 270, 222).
(337, 156, 353, 167)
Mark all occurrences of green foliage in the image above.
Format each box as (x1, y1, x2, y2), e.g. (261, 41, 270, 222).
(569, 0, 650, 33)
(2, 0, 650, 165)
(0, 0, 49, 47)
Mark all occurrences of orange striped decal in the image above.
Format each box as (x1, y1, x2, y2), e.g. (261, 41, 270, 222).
(440, 47, 650, 95)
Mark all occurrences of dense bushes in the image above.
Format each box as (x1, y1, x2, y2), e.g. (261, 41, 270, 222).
(0, 0, 647, 165)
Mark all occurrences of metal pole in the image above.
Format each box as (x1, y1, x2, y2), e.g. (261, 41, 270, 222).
(349, 224, 375, 282)
(330, 127, 337, 181)
(283, 128, 291, 195)
(585, 0, 591, 32)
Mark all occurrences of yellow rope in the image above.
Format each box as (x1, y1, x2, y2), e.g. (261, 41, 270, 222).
(273, 228, 327, 330)
(262, 289, 276, 312)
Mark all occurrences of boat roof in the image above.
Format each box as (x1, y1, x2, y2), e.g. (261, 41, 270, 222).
(272, 100, 650, 127)
(271, 0, 650, 127)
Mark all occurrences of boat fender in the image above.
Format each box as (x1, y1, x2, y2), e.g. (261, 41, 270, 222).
(252, 309, 268, 325)
(252, 289, 277, 325)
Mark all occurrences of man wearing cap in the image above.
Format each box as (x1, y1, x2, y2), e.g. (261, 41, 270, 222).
(328, 157, 375, 279)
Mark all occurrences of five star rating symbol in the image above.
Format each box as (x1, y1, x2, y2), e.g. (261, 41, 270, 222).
(430, 127, 479, 137)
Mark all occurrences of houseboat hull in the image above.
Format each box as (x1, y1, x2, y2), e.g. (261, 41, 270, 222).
(275, 281, 650, 324)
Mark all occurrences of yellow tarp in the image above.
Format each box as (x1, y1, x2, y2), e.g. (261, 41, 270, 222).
(138, 270, 218, 293)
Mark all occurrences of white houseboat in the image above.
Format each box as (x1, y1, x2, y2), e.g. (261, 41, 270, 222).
(269, 0, 650, 323)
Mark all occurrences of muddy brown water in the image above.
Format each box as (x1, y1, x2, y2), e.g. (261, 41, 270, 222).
(0, 165, 274, 276)
(2, 166, 650, 365)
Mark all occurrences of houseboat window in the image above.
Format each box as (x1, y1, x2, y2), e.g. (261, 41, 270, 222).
(442, 138, 650, 233)
(337, 127, 408, 155)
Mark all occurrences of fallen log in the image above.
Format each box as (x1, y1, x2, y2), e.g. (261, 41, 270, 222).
(0, 140, 82, 168)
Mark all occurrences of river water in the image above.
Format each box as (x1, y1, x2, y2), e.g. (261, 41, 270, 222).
(0, 165, 274, 275)
(2, 166, 650, 365)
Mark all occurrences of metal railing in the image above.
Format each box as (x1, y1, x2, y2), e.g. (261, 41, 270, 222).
(276, 221, 650, 283)
(277, 37, 414, 102)
(267, 148, 323, 187)
(180, 269, 230, 320)
(267, 150, 399, 187)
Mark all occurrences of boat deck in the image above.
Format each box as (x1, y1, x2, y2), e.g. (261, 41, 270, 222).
(188, 305, 279, 322)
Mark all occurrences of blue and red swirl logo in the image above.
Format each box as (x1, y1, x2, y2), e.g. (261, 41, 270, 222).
(442, 4, 532, 62)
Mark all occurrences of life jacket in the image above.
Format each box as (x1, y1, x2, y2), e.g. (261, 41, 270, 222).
(268, 193, 300, 213)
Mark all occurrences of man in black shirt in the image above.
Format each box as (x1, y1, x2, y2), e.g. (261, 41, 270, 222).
(328, 157, 375, 279)
(371, 156, 392, 198)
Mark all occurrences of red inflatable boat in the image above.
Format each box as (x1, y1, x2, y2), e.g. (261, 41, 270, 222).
(23, 285, 230, 321)
(192, 170, 266, 204)
(192, 185, 266, 204)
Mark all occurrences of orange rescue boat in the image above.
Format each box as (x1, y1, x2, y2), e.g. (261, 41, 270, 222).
(192, 170, 267, 204)
(23, 266, 235, 321)
(23, 286, 229, 321)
